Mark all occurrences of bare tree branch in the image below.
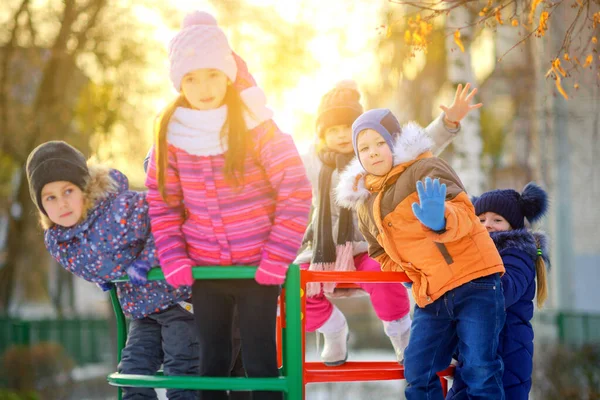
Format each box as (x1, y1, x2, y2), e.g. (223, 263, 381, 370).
(444, 1, 517, 36)
(389, 1, 451, 12)
(0, 0, 30, 155)
(50, 0, 78, 54)
(0, 0, 179, 313)
(556, 2, 584, 60)
(25, 4, 37, 45)
(389, 0, 478, 12)
(76, 0, 104, 15)
(30, 0, 78, 145)
(72, 0, 108, 55)
(391, 0, 599, 85)
(497, 27, 538, 63)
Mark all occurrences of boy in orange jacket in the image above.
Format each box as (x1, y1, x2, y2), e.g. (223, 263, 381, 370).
(336, 108, 505, 399)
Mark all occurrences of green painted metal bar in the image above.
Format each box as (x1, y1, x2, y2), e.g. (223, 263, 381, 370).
(109, 288, 127, 363)
(108, 265, 299, 395)
(107, 374, 289, 392)
(109, 287, 126, 400)
(283, 264, 302, 400)
(112, 266, 259, 283)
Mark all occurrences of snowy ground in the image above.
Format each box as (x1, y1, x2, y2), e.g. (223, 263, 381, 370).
(304, 349, 407, 400)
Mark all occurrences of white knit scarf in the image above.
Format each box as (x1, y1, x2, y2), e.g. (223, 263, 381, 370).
(167, 87, 274, 156)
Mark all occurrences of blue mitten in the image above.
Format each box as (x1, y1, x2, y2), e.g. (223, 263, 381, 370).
(126, 260, 152, 286)
(411, 177, 447, 232)
(97, 282, 114, 292)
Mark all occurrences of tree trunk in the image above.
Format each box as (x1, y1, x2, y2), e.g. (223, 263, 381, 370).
(0, 169, 50, 312)
(0, 1, 104, 313)
(445, 7, 484, 195)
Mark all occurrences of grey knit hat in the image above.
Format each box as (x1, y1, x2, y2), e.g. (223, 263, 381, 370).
(26, 141, 89, 215)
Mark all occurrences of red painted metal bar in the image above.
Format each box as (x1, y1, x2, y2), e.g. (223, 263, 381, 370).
(304, 362, 455, 384)
(334, 282, 361, 289)
(300, 276, 308, 400)
(298, 269, 454, 397)
(303, 270, 409, 283)
(276, 300, 283, 369)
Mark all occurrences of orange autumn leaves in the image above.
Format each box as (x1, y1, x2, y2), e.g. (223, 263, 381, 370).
(533, 4, 597, 99)
(451, 1, 549, 54)
(401, 14, 433, 51)
(475, 2, 596, 100)
(453, 30, 465, 53)
(478, 4, 504, 25)
(547, 59, 569, 99)
(547, 53, 595, 100)
(390, 1, 598, 100)
(536, 11, 549, 37)
(529, 0, 544, 25)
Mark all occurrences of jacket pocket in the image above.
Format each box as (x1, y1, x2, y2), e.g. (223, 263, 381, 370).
(468, 274, 499, 290)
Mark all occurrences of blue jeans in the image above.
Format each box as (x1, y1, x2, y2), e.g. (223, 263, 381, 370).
(404, 273, 506, 400)
(118, 304, 200, 400)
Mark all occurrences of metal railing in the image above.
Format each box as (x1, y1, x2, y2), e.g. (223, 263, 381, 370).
(0, 316, 110, 366)
(107, 266, 302, 399)
(106, 265, 454, 399)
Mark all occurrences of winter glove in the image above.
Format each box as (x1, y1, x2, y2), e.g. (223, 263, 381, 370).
(411, 177, 447, 232)
(126, 260, 152, 286)
(255, 258, 288, 286)
(97, 282, 114, 292)
(163, 261, 194, 288)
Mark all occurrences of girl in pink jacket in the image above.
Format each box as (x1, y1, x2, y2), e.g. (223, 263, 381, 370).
(145, 11, 311, 400)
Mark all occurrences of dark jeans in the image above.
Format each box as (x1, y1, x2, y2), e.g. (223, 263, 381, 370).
(404, 274, 506, 400)
(192, 279, 281, 400)
(229, 307, 251, 400)
(118, 304, 200, 400)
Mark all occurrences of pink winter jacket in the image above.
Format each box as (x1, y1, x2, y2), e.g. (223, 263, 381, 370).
(145, 120, 312, 284)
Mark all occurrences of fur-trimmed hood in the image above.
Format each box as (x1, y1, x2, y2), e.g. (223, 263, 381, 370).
(490, 229, 551, 268)
(85, 164, 122, 205)
(335, 122, 433, 208)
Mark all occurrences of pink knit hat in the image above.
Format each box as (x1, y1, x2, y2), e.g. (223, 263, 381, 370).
(168, 11, 237, 91)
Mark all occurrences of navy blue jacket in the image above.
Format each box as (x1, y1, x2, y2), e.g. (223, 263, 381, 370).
(447, 229, 549, 400)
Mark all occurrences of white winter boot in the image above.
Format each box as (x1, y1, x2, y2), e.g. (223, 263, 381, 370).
(317, 306, 349, 366)
(383, 314, 412, 364)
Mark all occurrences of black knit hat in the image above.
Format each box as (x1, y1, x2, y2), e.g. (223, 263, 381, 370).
(473, 182, 549, 229)
(316, 80, 363, 137)
(26, 141, 90, 215)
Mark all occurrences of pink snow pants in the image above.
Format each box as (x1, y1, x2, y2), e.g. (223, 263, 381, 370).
(300, 252, 411, 332)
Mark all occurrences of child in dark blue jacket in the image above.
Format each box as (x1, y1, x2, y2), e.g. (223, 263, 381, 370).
(26, 141, 198, 400)
(447, 182, 550, 400)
